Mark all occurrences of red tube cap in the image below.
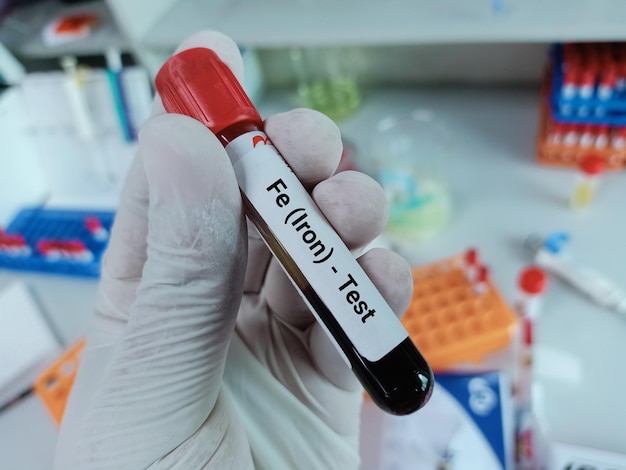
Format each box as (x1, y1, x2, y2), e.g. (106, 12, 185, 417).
(519, 266, 546, 295)
(155, 48, 262, 135)
(464, 248, 478, 265)
(580, 154, 606, 175)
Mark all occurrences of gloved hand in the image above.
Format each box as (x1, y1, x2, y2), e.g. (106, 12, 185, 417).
(54, 31, 413, 470)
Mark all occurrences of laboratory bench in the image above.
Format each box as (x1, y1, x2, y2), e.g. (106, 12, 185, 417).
(2, 85, 626, 469)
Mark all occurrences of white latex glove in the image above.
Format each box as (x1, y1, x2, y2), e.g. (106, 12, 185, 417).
(54, 31, 413, 470)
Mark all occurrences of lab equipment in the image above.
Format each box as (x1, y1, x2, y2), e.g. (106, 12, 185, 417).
(537, 96, 626, 169)
(525, 233, 626, 316)
(34, 339, 85, 426)
(368, 110, 452, 244)
(0, 207, 114, 277)
(156, 47, 433, 415)
(289, 46, 361, 122)
(570, 154, 605, 208)
(403, 251, 516, 371)
(551, 43, 626, 126)
(61, 55, 112, 187)
(105, 48, 134, 142)
(536, 42, 626, 169)
(42, 12, 99, 47)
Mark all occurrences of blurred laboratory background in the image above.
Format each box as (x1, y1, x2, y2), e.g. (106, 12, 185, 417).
(1, 0, 626, 469)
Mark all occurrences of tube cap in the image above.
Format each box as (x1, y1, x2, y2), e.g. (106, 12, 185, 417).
(464, 248, 478, 266)
(155, 48, 262, 135)
(580, 154, 606, 175)
(519, 266, 546, 295)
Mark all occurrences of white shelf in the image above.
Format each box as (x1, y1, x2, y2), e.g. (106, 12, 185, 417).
(143, 0, 626, 49)
(0, 0, 128, 59)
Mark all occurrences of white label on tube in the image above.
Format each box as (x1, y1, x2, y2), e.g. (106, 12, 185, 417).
(228, 131, 409, 362)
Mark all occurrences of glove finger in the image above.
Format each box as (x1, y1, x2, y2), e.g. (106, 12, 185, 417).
(66, 113, 247, 469)
(173, 30, 244, 79)
(158, 30, 269, 295)
(312, 171, 389, 249)
(264, 108, 343, 187)
(264, 171, 389, 329)
(309, 247, 414, 390)
(96, 29, 243, 332)
(95, 149, 149, 334)
(133, 112, 246, 397)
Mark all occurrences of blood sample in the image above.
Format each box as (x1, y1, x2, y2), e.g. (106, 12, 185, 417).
(155, 47, 434, 415)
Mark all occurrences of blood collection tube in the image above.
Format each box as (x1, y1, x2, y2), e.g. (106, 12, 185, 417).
(0, 233, 30, 256)
(38, 239, 93, 262)
(37, 240, 60, 260)
(561, 66, 578, 100)
(612, 126, 626, 150)
(463, 248, 479, 281)
(472, 265, 489, 295)
(563, 124, 579, 147)
(594, 125, 609, 150)
(618, 61, 626, 92)
(515, 266, 546, 324)
(61, 240, 94, 262)
(579, 125, 594, 148)
(85, 217, 109, 241)
(562, 43, 578, 65)
(598, 65, 617, 101)
(562, 44, 580, 101)
(155, 48, 434, 415)
(578, 69, 596, 100)
(547, 122, 564, 146)
(570, 154, 606, 209)
(513, 266, 546, 469)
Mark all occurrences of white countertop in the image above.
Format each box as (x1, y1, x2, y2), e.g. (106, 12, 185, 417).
(2, 86, 625, 468)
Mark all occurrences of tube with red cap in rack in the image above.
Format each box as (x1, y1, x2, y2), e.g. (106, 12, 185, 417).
(155, 47, 434, 416)
(85, 217, 109, 242)
(612, 126, 626, 150)
(595, 124, 609, 149)
(579, 125, 595, 148)
(472, 265, 489, 295)
(0, 232, 30, 256)
(463, 247, 478, 281)
(562, 124, 579, 147)
(547, 122, 564, 145)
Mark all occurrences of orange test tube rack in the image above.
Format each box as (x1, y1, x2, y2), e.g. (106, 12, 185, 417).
(403, 254, 517, 371)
